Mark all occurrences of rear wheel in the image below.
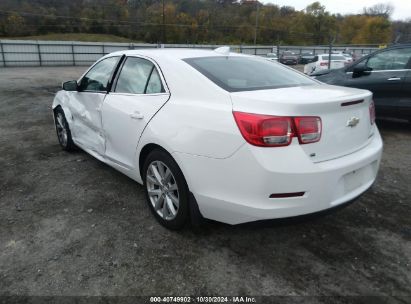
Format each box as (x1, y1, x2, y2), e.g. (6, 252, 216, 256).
(54, 107, 75, 151)
(143, 149, 189, 230)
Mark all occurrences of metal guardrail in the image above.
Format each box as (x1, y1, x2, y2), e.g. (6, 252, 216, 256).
(0, 40, 380, 67)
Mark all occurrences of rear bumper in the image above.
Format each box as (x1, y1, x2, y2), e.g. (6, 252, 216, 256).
(173, 129, 383, 225)
(281, 59, 298, 65)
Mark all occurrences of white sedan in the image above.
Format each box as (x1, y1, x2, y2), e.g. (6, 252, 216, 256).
(304, 54, 348, 75)
(265, 52, 279, 61)
(53, 48, 383, 229)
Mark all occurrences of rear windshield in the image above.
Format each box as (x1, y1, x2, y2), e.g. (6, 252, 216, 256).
(322, 55, 346, 61)
(184, 56, 316, 92)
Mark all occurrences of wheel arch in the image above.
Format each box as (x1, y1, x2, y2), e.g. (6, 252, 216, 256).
(138, 142, 205, 225)
(52, 91, 74, 125)
(138, 143, 173, 181)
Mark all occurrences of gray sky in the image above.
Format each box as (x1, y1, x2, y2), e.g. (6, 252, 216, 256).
(262, 0, 411, 20)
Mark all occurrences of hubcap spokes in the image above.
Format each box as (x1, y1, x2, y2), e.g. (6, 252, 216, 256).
(146, 161, 179, 221)
(55, 113, 67, 146)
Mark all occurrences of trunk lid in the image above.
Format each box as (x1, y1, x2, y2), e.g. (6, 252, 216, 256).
(230, 84, 374, 162)
(330, 60, 345, 69)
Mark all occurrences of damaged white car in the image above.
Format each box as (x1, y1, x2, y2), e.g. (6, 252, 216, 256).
(53, 48, 382, 229)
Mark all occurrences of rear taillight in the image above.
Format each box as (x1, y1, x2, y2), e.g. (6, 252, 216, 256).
(294, 117, 322, 144)
(233, 112, 293, 147)
(369, 101, 376, 125)
(320, 62, 328, 66)
(233, 112, 321, 147)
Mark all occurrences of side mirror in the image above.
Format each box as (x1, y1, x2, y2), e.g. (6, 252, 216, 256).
(352, 63, 372, 78)
(62, 80, 78, 91)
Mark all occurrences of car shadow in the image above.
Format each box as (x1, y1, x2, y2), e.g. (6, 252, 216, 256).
(376, 118, 411, 133)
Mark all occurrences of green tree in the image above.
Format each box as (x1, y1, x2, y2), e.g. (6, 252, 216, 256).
(4, 13, 25, 36)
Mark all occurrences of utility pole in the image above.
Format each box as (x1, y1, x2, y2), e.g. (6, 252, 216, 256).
(254, 1, 260, 46)
(328, 34, 336, 70)
(162, 0, 166, 44)
(276, 33, 280, 59)
(394, 33, 402, 44)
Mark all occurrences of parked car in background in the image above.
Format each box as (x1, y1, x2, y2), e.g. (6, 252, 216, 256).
(265, 52, 278, 61)
(280, 51, 298, 65)
(304, 54, 347, 75)
(299, 52, 316, 64)
(341, 53, 353, 64)
(312, 44, 411, 121)
(352, 52, 372, 61)
(52, 47, 382, 229)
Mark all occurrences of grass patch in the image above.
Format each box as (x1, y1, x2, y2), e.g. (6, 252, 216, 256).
(1, 33, 139, 43)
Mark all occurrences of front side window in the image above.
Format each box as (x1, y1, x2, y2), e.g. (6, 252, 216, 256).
(366, 48, 411, 71)
(79, 57, 119, 92)
(115, 57, 165, 94)
(184, 56, 316, 92)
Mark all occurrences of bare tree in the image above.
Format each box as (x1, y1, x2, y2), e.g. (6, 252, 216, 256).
(363, 3, 394, 18)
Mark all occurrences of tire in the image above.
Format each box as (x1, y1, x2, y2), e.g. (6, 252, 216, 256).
(142, 149, 189, 230)
(54, 107, 75, 151)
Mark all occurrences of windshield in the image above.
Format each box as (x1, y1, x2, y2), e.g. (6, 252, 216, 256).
(184, 56, 316, 92)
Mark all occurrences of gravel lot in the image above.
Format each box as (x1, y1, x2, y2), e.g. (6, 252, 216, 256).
(0, 67, 410, 301)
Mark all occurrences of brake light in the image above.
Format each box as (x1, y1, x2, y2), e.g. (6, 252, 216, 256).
(233, 112, 322, 147)
(320, 61, 328, 66)
(233, 112, 293, 147)
(293, 117, 322, 144)
(369, 100, 376, 125)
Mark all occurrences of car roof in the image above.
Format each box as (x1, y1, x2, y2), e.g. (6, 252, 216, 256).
(387, 43, 411, 48)
(318, 54, 346, 57)
(106, 48, 245, 61)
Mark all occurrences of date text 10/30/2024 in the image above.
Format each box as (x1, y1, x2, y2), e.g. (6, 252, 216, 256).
(149, 296, 257, 303)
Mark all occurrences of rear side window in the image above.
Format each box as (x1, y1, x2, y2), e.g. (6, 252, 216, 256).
(320, 55, 345, 61)
(115, 57, 165, 94)
(184, 56, 316, 92)
(146, 68, 164, 94)
(330, 55, 346, 60)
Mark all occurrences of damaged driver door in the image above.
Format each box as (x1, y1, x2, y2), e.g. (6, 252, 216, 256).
(69, 56, 121, 155)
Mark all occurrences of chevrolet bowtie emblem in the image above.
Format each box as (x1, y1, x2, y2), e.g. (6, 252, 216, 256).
(347, 117, 360, 127)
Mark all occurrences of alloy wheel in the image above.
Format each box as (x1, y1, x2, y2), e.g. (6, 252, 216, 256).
(146, 161, 180, 221)
(55, 112, 68, 147)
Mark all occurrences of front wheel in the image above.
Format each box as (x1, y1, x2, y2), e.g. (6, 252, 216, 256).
(142, 149, 190, 230)
(54, 107, 75, 151)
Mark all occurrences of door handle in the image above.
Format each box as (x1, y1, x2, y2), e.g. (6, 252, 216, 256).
(130, 111, 144, 119)
(387, 77, 401, 81)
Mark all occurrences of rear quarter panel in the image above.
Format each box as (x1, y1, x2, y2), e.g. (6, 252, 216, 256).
(135, 57, 245, 181)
